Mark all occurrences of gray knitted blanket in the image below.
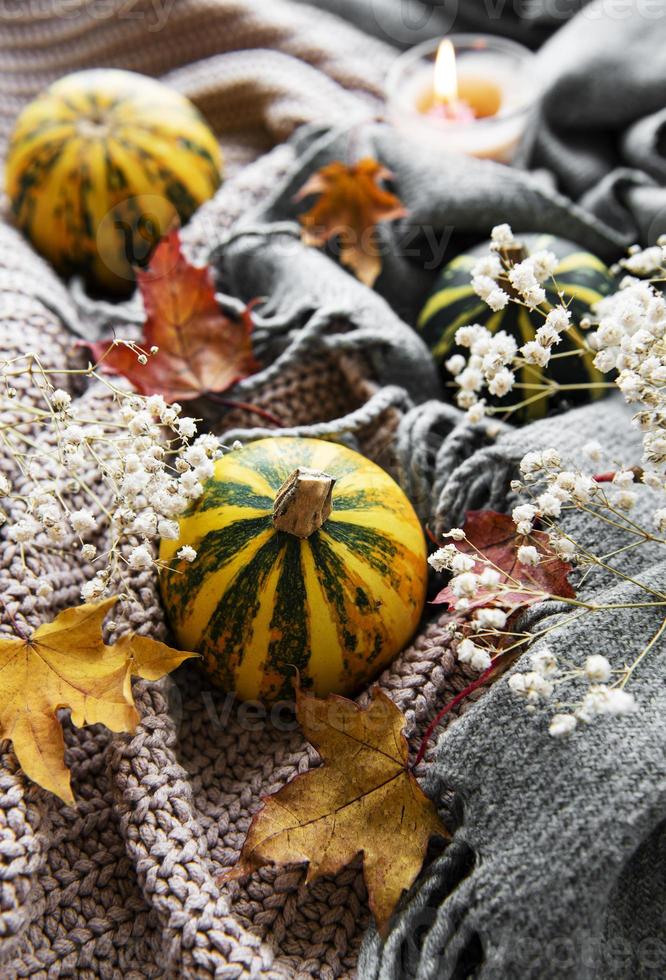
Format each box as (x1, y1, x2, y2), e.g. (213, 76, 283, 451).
(0, 1, 665, 979)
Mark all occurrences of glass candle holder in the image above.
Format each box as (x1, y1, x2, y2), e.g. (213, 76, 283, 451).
(386, 34, 540, 163)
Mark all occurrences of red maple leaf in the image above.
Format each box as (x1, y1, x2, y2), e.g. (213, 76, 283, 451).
(414, 511, 576, 766)
(433, 509, 575, 613)
(87, 229, 259, 402)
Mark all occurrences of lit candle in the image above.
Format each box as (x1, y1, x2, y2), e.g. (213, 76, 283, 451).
(386, 35, 539, 163)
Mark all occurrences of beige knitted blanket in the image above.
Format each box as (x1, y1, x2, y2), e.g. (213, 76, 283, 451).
(0, 2, 480, 977)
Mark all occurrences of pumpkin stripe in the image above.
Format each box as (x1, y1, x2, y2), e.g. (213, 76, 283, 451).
(327, 540, 419, 666)
(332, 510, 424, 562)
(552, 281, 609, 310)
(13, 120, 74, 150)
(418, 282, 475, 329)
(430, 300, 487, 359)
(178, 530, 277, 652)
(308, 532, 359, 653)
(196, 481, 274, 514)
(326, 521, 424, 608)
(234, 551, 287, 701)
(113, 132, 202, 216)
(484, 309, 504, 335)
(331, 502, 411, 527)
(334, 490, 390, 511)
(550, 252, 609, 276)
(172, 506, 272, 555)
(323, 520, 402, 591)
(308, 532, 392, 683)
(299, 542, 349, 694)
(206, 457, 278, 500)
(166, 516, 273, 626)
(202, 533, 285, 688)
(257, 536, 311, 701)
(12, 140, 67, 226)
(308, 442, 358, 479)
(39, 138, 88, 251)
(122, 128, 219, 189)
(246, 443, 316, 491)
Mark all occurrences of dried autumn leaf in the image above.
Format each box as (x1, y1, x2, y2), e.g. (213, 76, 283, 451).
(415, 511, 576, 766)
(434, 509, 575, 612)
(0, 597, 196, 803)
(223, 686, 447, 935)
(295, 157, 407, 287)
(88, 228, 259, 402)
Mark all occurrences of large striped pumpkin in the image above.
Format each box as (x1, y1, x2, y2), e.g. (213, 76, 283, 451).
(418, 234, 615, 422)
(5, 69, 222, 292)
(159, 438, 427, 702)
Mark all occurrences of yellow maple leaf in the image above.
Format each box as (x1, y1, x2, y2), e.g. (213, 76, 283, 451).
(294, 157, 407, 287)
(0, 597, 196, 803)
(224, 686, 448, 934)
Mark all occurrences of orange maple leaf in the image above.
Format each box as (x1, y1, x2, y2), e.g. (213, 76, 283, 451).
(295, 158, 407, 287)
(88, 228, 259, 402)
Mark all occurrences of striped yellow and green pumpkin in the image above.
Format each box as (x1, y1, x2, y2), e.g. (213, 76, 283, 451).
(417, 234, 615, 422)
(159, 437, 428, 703)
(5, 69, 222, 292)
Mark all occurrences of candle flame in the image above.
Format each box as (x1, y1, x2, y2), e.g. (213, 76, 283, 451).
(433, 39, 458, 104)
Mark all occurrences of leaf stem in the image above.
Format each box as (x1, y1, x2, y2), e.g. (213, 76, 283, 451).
(0, 594, 30, 640)
(413, 663, 495, 768)
(205, 394, 282, 427)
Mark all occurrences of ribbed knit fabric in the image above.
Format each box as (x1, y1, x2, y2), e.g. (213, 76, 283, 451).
(0, 0, 393, 173)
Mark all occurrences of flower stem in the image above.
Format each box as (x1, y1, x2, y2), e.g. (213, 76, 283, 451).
(618, 616, 666, 689)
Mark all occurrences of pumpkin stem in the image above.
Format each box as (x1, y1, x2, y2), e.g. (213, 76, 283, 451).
(273, 468, 336, 538)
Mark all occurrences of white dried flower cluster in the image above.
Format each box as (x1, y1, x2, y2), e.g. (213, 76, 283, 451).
(613, 239, 666, 277)
(508, 648, 636, 734)
(447, 323, 518, 419)
(445, 227, 578, 422)
(516, 446, 658, 527)
(457, 637, 492, 672)
(454, 229, 666, 488)
(514, 448, 605, 527)
(429, 538, 506, 621)
(587, 267, 666, 492)
(438, 230, 666, 737)
(508, 441, 666, 733)
(427, 528, 542, 676)
(0, 353, 228, 606)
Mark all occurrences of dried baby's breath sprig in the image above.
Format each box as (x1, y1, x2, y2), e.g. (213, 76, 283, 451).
(433, 226, 666, 731)
(0, 347, 236, 616)
(507, 448, 664, 733)
(428, 433, 666, 735)
(446, 228, 666, 498)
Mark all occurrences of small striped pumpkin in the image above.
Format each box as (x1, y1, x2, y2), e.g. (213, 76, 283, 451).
(159, 437, 427, 702)
(5, 69, 222, 292)
(418, 234, 615, 422)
